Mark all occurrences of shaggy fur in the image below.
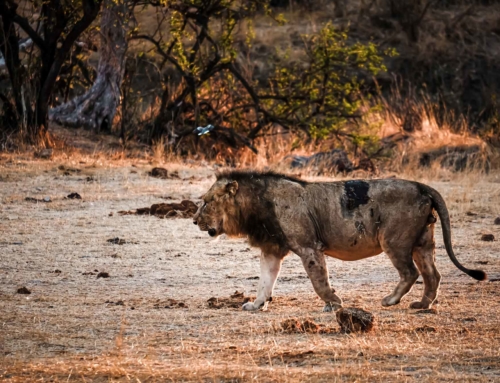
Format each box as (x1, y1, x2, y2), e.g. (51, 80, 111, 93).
(194, 170, 487, 312)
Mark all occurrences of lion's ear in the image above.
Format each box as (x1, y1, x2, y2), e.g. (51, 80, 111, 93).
(226, 181, 238, 196)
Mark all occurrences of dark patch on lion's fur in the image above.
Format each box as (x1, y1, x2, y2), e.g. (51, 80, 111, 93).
(218, 171, 295, 253)
(216, 169, 308, 187)
(342, 180, 370, 214)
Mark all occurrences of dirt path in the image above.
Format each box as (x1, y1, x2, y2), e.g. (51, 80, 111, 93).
(0, 159, 499, 382)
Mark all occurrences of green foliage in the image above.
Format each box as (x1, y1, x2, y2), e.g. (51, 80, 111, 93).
(265, 23, 388, 141)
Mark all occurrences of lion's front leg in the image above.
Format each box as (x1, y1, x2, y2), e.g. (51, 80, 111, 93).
(294, 247, 343, 312)
(242, 252, 283, 311)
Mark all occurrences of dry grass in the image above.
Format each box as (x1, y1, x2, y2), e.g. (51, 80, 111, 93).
(0, 152, 499, 382)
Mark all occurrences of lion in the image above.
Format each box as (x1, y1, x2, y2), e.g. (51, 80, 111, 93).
(193, 170, 487, 312)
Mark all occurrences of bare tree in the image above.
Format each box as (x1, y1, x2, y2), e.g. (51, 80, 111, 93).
(0, 0, 102, 144)
(50, 0, 129, 132)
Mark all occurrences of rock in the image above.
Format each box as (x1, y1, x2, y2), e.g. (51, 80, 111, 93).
(285, 149, 354, 174)
(66, 193, 82, 199)
(494, 217, 500, 225)
(107, 237, 126, 245)
(419, 145, 489, 172)
(149, 167, 169, 179)
(34, 148, 53, 159)
(481, 234, 495, 242)
(336, 307, 375, 333)
(97, 272, 110, 279)
(25, 197, 51, 203)
(17, 286, 31, 294)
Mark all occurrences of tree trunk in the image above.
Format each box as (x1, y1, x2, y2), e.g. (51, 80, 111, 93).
(49, 0, 128, 132)
(333, 0, 347, 18)
(0, 14, 35, 135)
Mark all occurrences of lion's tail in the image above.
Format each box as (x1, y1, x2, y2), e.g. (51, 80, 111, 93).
(422, 184, 487, 281)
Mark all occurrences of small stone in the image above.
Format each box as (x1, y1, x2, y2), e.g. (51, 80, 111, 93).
(43, 196, 51, 202)
(67, 192, 82, 199)
(494, 217, 500, 225)
(481, 234, 495, 242)
(17, 286, 31, 294)
(97, 272, 110, 279)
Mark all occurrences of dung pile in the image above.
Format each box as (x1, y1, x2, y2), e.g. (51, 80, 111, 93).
(280, 318, 334, 334)
(118, 200, 198, 218)
(206, 291, 252, 309)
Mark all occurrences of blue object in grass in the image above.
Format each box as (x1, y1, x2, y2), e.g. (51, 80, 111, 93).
(193, 124, 215, 136)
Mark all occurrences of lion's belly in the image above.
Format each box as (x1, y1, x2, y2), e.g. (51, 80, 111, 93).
(324, 247, 382, 261)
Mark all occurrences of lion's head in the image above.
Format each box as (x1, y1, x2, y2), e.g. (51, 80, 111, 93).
(193, 179, 239, 237)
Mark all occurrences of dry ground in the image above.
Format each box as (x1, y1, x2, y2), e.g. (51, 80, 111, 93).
(0, 157, 499, 382)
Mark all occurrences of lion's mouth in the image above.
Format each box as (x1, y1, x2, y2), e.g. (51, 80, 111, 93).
(197, 220, 222, 237)
(198, 222, 217, 236)
(198, 222, 209, 231)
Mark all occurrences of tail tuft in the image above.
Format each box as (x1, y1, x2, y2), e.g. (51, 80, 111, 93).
(468, 269, 487, 281)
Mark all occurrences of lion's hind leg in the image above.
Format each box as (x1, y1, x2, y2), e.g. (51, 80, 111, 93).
(410, 224, 441, 309)
(381, 245, 419, 307)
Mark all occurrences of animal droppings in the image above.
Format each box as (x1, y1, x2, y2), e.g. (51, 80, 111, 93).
(118, 200, 198, 219)
(207, 293, 251, 309)
(280, 318, 333, 334)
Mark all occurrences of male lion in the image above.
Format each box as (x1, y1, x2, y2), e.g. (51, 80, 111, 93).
(193, 170, 486, 312)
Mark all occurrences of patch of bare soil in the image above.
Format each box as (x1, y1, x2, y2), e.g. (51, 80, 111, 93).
(0, 160, 499, 382)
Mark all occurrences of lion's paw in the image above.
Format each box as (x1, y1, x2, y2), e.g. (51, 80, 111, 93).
(410, 301, 430, 309)
(242, 301, 262, 311)
(381, 295, 400, 307)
